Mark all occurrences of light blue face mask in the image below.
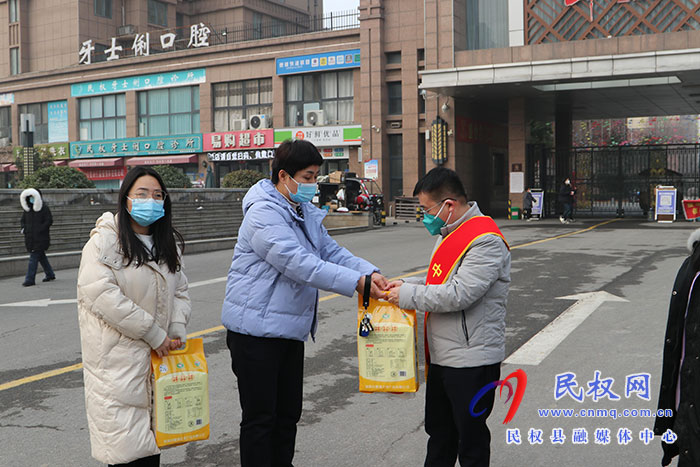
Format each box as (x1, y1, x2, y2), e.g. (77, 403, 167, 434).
(422, 201, 452, 236)
(286, 176, 317, 204)
(128, 198, 165, 227)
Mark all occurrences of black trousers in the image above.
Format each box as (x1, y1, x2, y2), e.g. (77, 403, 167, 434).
(424, 363, 501, 467)
(227, 331, 304, 467)
(108, 454, 160, 466)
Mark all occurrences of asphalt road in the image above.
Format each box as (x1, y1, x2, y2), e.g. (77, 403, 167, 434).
(0, 216, 694, 466)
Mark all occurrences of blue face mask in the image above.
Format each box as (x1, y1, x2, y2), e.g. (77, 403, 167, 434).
(422, 202, 451, 236)
(286, 176, 317, 204)
(128, 198, 165, 227)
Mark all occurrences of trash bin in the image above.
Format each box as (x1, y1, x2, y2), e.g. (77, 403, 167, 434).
(510, 207, 521, 220)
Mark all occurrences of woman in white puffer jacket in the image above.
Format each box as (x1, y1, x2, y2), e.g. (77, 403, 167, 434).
(77, 167, 191, 466)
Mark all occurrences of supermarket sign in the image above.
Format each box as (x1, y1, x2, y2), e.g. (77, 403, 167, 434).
(274, 125, 361, 147)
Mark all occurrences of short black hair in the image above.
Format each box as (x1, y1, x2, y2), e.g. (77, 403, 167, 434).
(413, 167, 467, 202)
(271, 139, 324, 183)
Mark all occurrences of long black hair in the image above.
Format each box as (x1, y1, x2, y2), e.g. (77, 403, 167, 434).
(117, 166, 184, 273)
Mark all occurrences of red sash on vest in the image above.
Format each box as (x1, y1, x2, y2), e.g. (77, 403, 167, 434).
(423, 216, 509, 368)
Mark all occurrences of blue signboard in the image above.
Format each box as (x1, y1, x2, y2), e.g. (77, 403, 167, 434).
(655, 186, 677, 221)
(48, 100, 68, 143)
(531, 191, 544, 217)
(70, 134, 202, 159)
(71, 69, 206, 97)
(276, 49, 361, 75)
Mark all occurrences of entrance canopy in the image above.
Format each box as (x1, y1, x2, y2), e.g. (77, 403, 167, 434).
(420, 47, 700, 120)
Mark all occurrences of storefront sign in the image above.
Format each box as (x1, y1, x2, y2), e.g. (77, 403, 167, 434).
(79, 24, 212, 65)
(80, 166, 128, 181)
(0, 93, 14, 106)
(203, 129, 274, 151)
(320, 147, 349, 159)
(13, 142, 70, 160)
(207, 150, 275, 162)
(71, 69, 206, 97)
(48, 101, 68, 143)
(531, 190, 545, 217)
(274, 125, 361, 147)
(364, 160, 379, 180)
(276, 49, 361, 76)
(70, 135, 202, 158)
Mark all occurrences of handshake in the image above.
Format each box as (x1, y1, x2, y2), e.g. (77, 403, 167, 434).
(355, 273, 404, 306)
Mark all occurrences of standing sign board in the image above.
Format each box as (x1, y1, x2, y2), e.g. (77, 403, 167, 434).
(655, 186, 677, 223)
(531, 190, 544, 219)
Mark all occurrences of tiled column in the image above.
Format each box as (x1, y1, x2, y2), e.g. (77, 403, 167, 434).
(508, 97, 526, 209)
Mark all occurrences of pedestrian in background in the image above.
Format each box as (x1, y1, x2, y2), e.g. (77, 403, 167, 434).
(221, 139, 388, 467)
(558, 178, 575, 223)
(20, 188, 55, 286)
(523, 187, 535, 221)
(76, 167, 191, 466)
(386, 167, 511, 467)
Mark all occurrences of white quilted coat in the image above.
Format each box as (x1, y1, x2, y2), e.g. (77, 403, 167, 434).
(77, 212, 191, 464)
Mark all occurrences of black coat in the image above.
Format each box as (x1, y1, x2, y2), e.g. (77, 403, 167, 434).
(558, 184, 574, 204)
(21, 204, 52, 252)
(655, 245, 700, 466)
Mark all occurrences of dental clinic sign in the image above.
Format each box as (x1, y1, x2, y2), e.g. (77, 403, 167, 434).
(79, 23, 212, 65)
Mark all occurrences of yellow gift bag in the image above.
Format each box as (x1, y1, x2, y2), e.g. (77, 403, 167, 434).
(151, 337, 210, 448)
(357, 295, 419, 393)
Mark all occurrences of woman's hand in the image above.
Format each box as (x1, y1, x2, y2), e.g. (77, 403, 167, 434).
(154, 336, 173, 357)
(386, 283, 401, 306)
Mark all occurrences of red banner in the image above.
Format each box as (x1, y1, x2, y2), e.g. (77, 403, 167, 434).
(683, 200, 700, 220)
(80, 166, 127, 181)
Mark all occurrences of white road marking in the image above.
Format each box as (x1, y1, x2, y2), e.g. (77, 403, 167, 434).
(0, 276, 228, 308)
(503, 291, 628, 366)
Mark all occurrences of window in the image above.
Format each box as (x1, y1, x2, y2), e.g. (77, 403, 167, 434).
(138, 86, 199, 137)
(148, 0, 168, 27)
(10, 48, 19, 75)
(213, 79, 272, 131)
(465, 0, 509, 50)
(79, 94, 126, 140)
(418, 90, 425, 114)
(9, 0, 18, 23)
(417, 48, 425, 62)
(387, 82, 402, 115)
(18, 103, 48, 144)
(0, 107, 11, 147)
(389, 134, 403, 200)
(386, 51, 401, 65)
(285, 70, 354, 126)
(94, 0, 112, 19)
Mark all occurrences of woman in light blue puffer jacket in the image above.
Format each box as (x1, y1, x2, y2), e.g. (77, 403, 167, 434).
(221, 139, 387, 467)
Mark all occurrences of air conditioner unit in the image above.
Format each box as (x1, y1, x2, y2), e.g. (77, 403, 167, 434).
(304, 109, 325, 127)
(232, 119, 248, 131)
(117, 24, 136, 36)
(249, 114, 269, 129)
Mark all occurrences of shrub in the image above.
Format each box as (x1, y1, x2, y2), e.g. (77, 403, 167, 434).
(222, 169, 267, 189)
(152, 165, 192, 188)
(19, 166, 95, 189)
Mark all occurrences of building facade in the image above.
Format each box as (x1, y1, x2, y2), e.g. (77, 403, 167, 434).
(3, 0, 700, 216)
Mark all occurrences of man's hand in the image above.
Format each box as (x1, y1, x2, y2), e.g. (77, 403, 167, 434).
(356, 275, 385, 300)
(371, 272, 389, 291)
(386, 282, 402, 306)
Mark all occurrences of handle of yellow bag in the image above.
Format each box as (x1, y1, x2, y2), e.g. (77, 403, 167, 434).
(168, 340, 191, 355)
(362, 274, 372, 310)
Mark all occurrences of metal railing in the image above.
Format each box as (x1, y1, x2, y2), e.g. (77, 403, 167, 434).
(92, 10, 360, 63)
